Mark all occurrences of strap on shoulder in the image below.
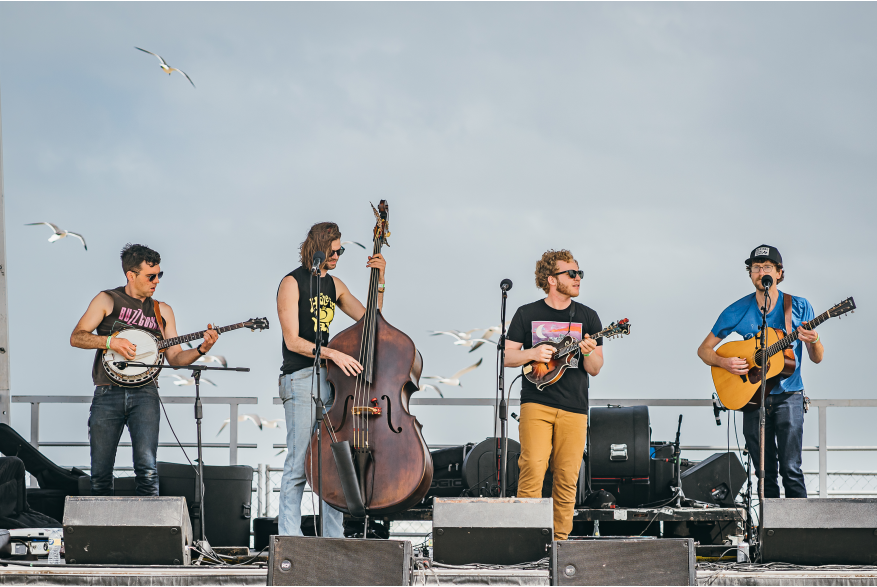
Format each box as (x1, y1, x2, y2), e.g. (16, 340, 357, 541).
(784, 293, 793, 336)
(153, 299, 166, 339)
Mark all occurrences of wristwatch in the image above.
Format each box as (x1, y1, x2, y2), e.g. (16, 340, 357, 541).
(196, 345, 207, 356)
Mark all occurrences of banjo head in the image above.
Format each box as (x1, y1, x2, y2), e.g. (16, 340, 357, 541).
(103, 329, 162, 386)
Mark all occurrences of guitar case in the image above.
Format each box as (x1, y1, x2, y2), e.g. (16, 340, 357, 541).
(0, 456, 61, 529)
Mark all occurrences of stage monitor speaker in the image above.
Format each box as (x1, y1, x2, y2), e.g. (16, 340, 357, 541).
(267, 535, 412, 586)
(762, 498, 877, 565)
(433, 497, 552, 565)
(590, 406, 651, 507)
(680, 452, 745, 507)
(63, 496, 192, 565)
(551, 537, 695, 586)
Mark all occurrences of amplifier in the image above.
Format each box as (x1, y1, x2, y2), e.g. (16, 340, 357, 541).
(681, 452, 745, 507)
(551, 537, 695, 586)
(433, 497, 552, 565)
(762, 498, 877, 565)
(590, 406, 650, 507)
(63, 496, 192, 565)
(268, 535, 412, 586)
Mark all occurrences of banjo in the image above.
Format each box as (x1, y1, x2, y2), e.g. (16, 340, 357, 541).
(102, 317, 269, 386)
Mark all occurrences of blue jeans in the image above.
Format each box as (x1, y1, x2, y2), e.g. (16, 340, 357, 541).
(89, 384, 160, 496)
(743, 391, 807, 498)
(278, 367, 344, 537)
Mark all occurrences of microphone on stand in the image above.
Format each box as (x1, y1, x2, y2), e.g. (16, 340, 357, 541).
(500, 279, 513, 292)
(761, 274, 774, 289)
(712, 393, 723, 426)
(311, 251, 326, 276)
(114, 362, 129, 370)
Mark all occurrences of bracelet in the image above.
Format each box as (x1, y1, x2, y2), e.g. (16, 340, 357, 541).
(582, 352, 591, 357)
(378, 283, 386, 292)
(106, 336, 112, 351)
(196, 345, 206, 356)
(814, 333, 820, 344)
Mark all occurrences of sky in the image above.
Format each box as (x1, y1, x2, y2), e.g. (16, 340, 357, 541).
(0, 2, 875, 477)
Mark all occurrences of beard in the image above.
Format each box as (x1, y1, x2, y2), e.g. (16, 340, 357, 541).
(557, 280, 579, 297)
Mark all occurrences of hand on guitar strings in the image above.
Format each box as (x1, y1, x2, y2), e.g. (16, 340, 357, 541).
(323, 348, 364, 377)
(110, 337, 137, 360)
(797, 323, 819, 344)
(578, 334, 598, 356)
(366, 253, 386, 281)
(720, 356, 749, 376)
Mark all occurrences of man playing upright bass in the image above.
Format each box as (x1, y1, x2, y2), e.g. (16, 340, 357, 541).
(70, 244, 220, 496)
(276, 222, 386, 537)
(505, 249, 604, 541)
(697, 245, 824, 499)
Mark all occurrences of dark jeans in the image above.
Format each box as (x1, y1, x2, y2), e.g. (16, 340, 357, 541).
(89, 384, 161, 496)
(743, 391, 807, 498)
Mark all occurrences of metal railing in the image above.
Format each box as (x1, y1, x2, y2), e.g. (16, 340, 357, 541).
(12, 395, 258, 465)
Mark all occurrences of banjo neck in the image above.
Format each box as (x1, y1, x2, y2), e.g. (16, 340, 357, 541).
(157, 322, 249, 350)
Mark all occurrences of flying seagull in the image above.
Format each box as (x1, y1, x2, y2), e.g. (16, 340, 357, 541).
(419, 383, 445, 398)
(422, 358, 483, 387)
(161, 373, 216, 387)
(342, 241, 367, 250)
(430, 329, 481, 342)
(216, 413, 280, 435)
(135, 47, 196, 88)
(182, 342, 228, 368)
(25, 222, 87, 250)
(468, 326, 502, 352)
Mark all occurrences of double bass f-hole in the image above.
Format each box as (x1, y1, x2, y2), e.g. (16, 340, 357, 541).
(381, 395, 402, 434)
(333, 396, 354, 432)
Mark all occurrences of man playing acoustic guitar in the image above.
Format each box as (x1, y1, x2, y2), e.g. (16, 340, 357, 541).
(697, 245, 823, 498)
(70, 244, 220, 496)
(505, 249, 603, 540)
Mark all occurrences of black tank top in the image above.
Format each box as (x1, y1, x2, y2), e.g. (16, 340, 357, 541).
(92, 286, 165, 386)
(279, 266, 337, 374)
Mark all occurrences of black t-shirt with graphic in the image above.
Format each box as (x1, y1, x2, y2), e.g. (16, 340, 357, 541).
(507, 299, 602, 415)
(279, 265, 337, 374)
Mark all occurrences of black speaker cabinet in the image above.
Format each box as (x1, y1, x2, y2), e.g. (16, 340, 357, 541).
(763, 498, 877, 565)
(268, 535, 412, 586)
(551, 538, 695, 586)
(590, 406, 651, 507)
(63, 496, 192, 565)
(433, 497, 552, 565)
(680, 452, 746, 507)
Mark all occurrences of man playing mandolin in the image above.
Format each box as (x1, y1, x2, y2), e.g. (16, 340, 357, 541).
(505, 249, 604, 541)
(276, 222, 386, 537)
(70, 244, 220, 496)
(697, 245, 823, 498)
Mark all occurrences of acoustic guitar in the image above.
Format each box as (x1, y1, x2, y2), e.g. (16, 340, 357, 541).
(522, 319, 630, 390)
(712, 297, 855, 411)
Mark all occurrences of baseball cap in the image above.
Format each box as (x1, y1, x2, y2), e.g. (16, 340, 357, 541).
(745, 244, 782, 266)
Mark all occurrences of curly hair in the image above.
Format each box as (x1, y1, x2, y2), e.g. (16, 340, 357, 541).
(745, 260, 785, 284)
(300, 222, 342, 269)
(535, 249, 576, 293)
(121, 243, 161, 276)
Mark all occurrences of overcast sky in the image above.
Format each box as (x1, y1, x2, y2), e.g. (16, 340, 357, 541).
(1, 2, 875, 475)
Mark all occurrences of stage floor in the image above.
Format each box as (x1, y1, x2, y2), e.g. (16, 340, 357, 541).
(2, 561, 877, 586)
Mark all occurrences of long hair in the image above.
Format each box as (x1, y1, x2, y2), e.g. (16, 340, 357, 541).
(535, 249, 576, 293)
(299, 222, 342, 269)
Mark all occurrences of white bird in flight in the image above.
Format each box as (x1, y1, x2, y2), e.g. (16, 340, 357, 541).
(183, 342, 227, 367)
(468, 326, 502, 352)
(135, 47, 196, 88)
(422, 358, 483, 387)
(25, 222, 87, 250)
(419, 383, 445, 398)
(161, 373, 217, 387)
(430, 329, 481, 342)
(341, 241, 366, 250)
(216, 413, 283, 435)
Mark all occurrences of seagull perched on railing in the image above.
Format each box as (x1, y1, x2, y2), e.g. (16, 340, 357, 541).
(422, 358, 483, 387)
(25, 222, 87, 250)
(135, 47, 196, 88)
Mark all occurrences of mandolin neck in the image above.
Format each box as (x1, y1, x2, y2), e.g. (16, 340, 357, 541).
(158, 323, 247, 350)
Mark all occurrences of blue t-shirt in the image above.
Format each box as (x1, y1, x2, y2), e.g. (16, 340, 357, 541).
(711, 291, 815, 393)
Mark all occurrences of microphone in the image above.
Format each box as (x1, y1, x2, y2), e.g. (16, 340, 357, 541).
(311, 251, 326, 275)
(114, 361, 129, 370)
(712, 394, 723, 426)
(500, 279, 513, 292)
(761, 274, 774, 289)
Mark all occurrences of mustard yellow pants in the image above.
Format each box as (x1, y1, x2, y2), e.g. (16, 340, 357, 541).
(516, 402, 587, 541)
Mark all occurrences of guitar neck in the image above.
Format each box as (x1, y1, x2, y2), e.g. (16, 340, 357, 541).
(766, 309, 832, 356)
(158, 323, 246, 350)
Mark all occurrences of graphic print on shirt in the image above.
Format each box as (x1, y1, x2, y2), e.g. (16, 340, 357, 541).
(310, 292, 335, 333)
(115, 307, 159, 330)
(531, 321, 583, 345)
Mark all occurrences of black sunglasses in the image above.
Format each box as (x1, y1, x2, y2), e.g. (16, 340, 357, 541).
(329, 247, 345, 258)
(554, 270, 584, 279)
(133, 270, 163, 282)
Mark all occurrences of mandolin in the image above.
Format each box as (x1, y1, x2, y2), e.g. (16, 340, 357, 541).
(102, 318, 269, 386)
(523, 319, 631, 390)
(712, 297, 855, 411)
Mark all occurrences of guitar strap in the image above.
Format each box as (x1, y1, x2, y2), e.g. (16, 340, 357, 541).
(153, 299, 167, 340)
(783, 293, 793, 336)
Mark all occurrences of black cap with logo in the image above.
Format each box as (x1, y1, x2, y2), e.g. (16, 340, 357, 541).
(745, 244, 783, 266)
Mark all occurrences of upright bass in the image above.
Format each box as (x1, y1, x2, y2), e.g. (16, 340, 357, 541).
(306, 201, 433, 516)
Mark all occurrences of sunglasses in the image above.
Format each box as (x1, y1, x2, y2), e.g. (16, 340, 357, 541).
(133, 270, 163, 282)
(329, 247, 345, 258)
(554, 270, 584, 279)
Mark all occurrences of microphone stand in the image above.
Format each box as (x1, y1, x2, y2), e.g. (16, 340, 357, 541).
(311, 263, 326, 537)
(112, 361, 248, 551)
(497, 286, 510, 497)
(756, 288, 771, 561)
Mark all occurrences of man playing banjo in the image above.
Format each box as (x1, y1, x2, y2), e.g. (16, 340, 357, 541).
(70, 244, 220, 496)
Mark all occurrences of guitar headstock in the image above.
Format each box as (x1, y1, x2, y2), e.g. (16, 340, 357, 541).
(600, 318, 631, 340)
(827, 297, 856, 318)
(371, 200, 391, 247)
(245, 317, 270, 331)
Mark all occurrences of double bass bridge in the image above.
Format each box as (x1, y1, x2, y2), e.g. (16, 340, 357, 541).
(352, 398, 382, 416)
